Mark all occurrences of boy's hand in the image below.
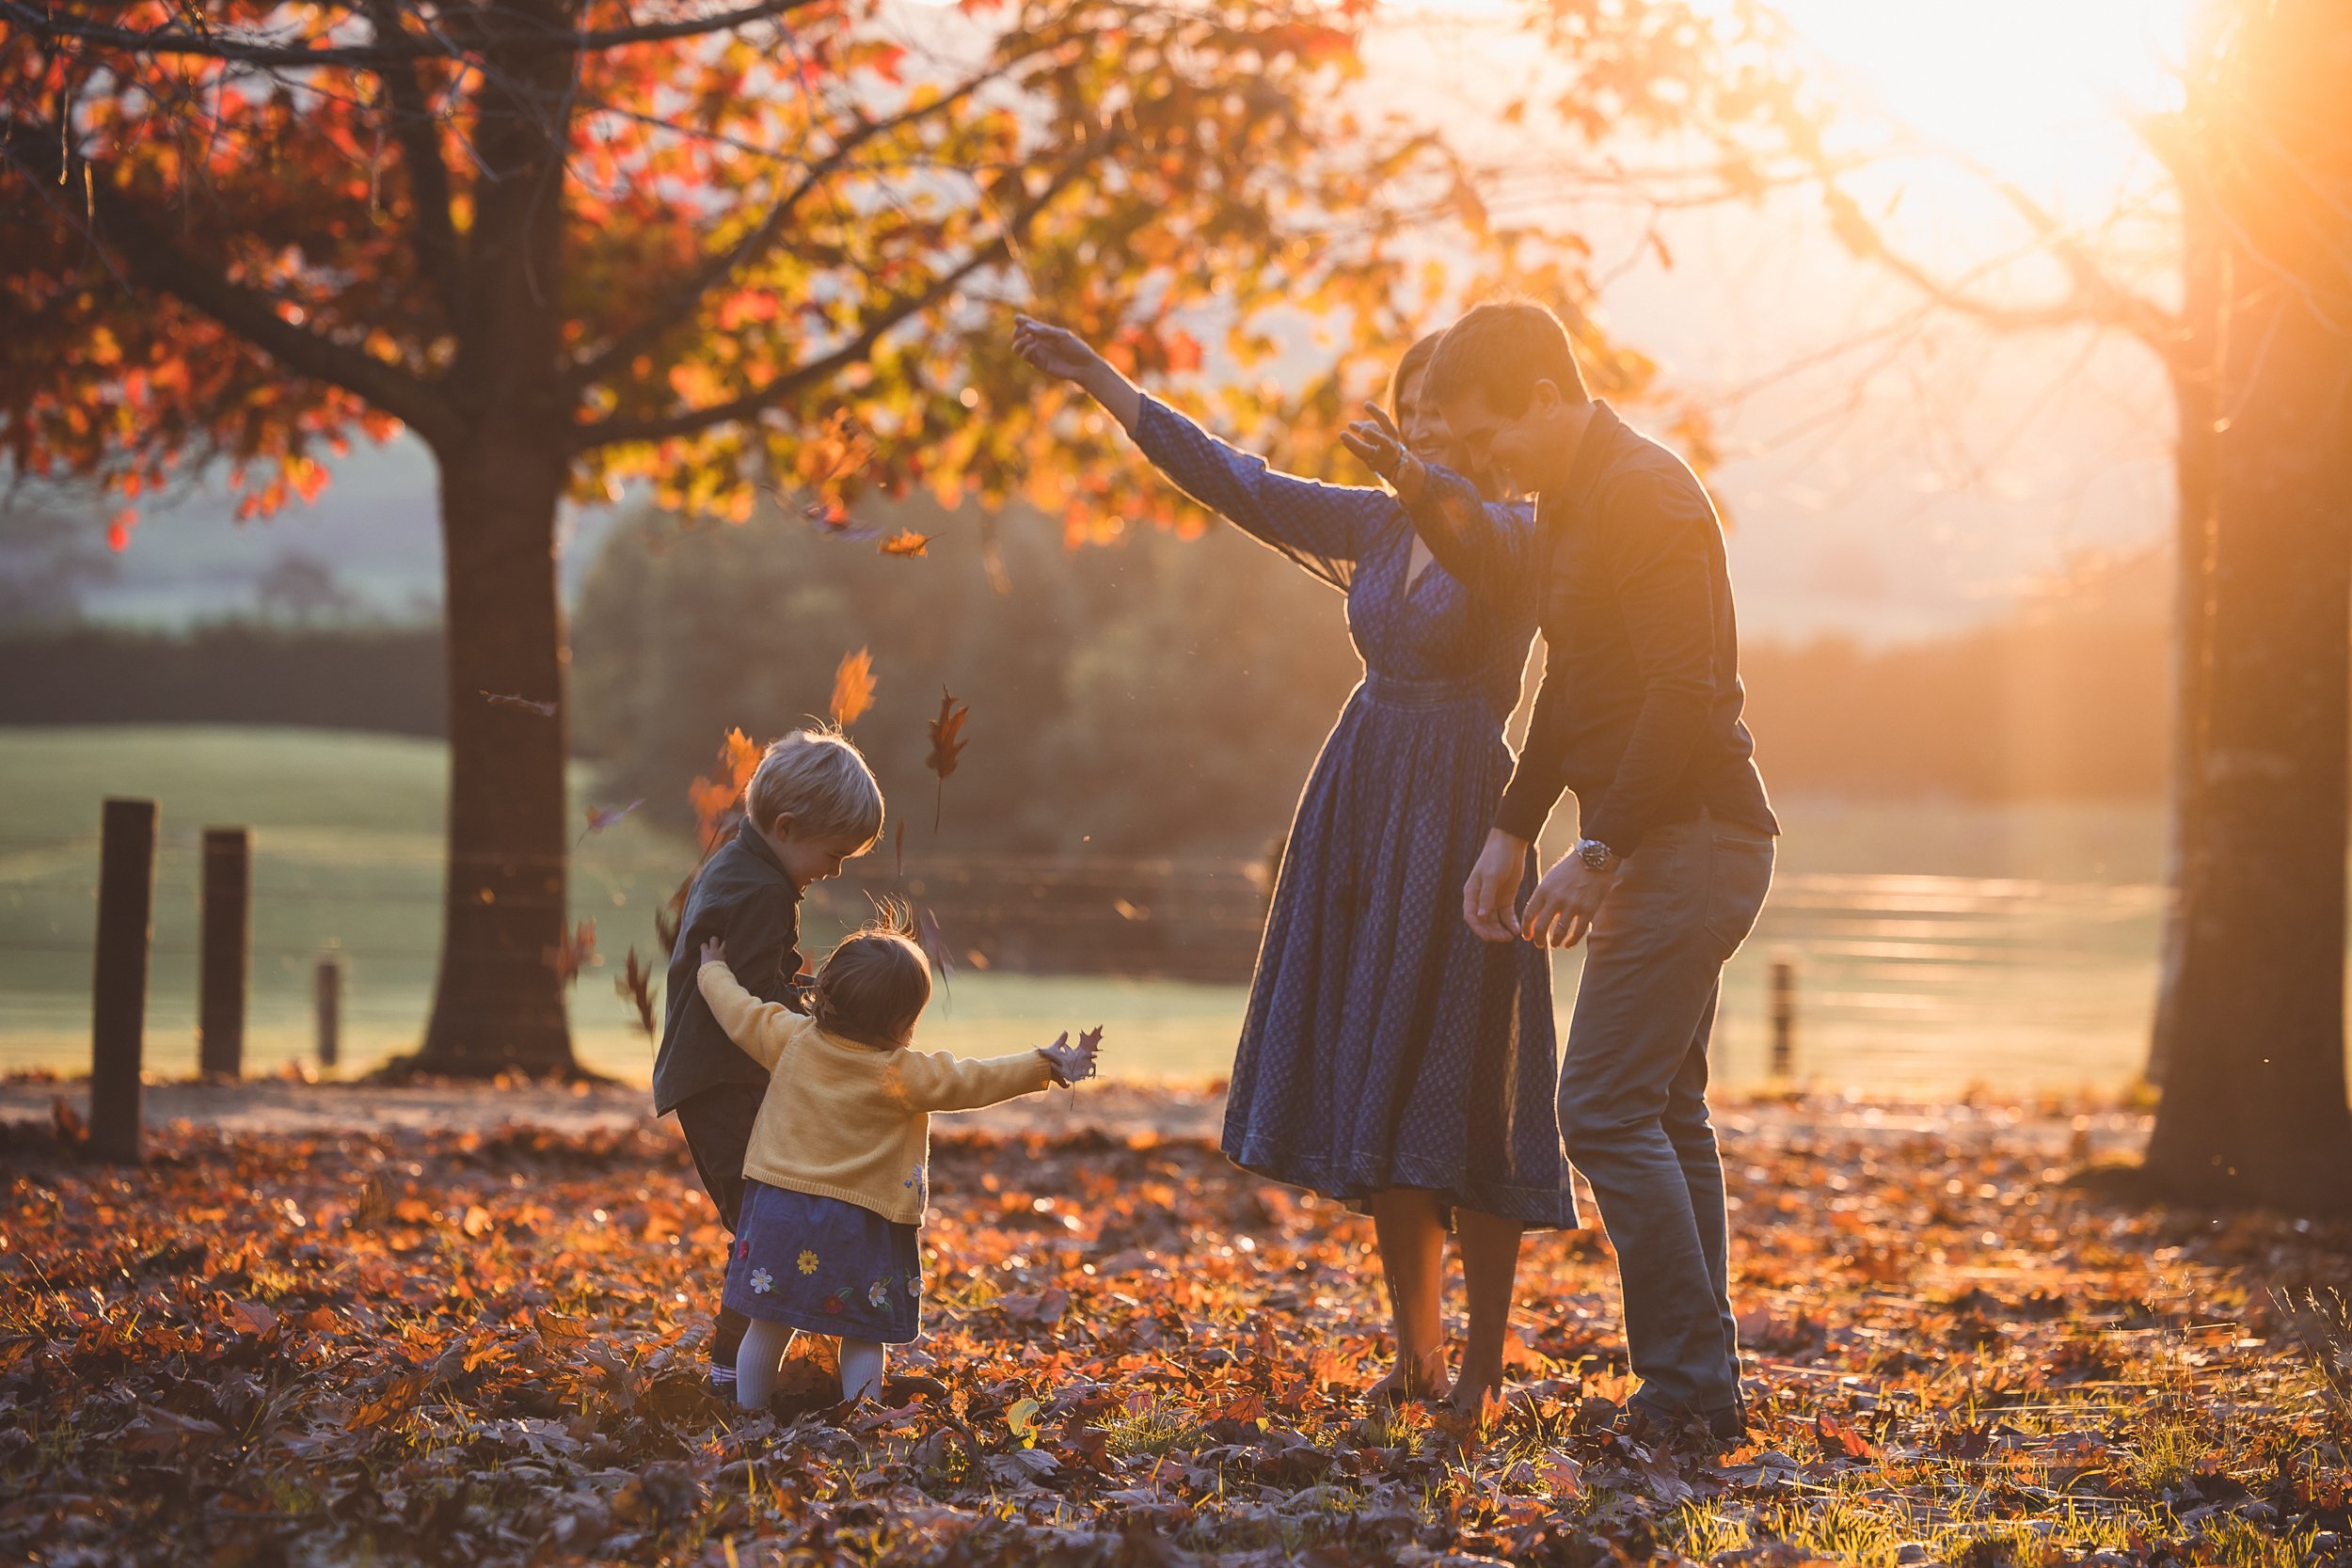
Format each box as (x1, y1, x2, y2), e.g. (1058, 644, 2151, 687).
(699, 937, 726, 967)
(1038, 1026, 1104, 1086)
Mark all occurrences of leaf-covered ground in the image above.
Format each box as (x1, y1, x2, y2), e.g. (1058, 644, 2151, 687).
(2, 1101, 2347, 1567)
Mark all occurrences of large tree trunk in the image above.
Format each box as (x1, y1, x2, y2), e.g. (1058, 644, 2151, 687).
(2143, 173, 2222, 1089)
(402, 0, 581, 1077)
(408, 434, 579, 1075)
(2143, 0, 2352, 1209)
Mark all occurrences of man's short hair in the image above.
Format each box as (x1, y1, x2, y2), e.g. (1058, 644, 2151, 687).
(743, 725, 883, 848)
(1424, 300, 1590, 417)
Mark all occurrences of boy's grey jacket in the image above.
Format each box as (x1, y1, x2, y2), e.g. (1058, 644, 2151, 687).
(653, 820, 808, 1114)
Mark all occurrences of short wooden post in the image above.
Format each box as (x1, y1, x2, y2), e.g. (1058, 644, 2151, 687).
(199, 827, 251, 1080)
(90, 798, 157, 1162)
(1768, 958, 1797, 1080)
(314, 952, 342, 1071)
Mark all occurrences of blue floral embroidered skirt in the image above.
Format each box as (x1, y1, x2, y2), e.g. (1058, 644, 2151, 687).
(722, 1180, 923, 1343)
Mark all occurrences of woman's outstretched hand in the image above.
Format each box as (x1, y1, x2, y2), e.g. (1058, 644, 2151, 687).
(1038, 1026, 1104, 1086)
(1341, 403, 1426, 501)
(1012, 316, 1141, 433)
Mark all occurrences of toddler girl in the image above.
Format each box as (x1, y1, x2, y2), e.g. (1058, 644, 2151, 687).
(697, 916, 1100, 1408)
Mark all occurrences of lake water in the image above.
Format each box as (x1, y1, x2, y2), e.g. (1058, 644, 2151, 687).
(0, 726, 2194, 1094)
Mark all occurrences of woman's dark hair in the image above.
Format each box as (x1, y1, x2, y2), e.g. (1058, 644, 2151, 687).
(812, 905, 931, 1047)
(1386, 331, 1447, 423)
(1424, 299, 1589, 417)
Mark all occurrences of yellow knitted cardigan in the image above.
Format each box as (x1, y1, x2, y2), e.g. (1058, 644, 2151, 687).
(698, 959, 1054, 1225)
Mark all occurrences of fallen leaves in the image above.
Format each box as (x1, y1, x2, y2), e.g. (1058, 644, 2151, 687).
(831, 647, 877, 726)
(1, 1103, 2344, 1567)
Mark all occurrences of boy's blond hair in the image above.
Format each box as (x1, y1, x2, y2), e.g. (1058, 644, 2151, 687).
(744, 726, 884, 849)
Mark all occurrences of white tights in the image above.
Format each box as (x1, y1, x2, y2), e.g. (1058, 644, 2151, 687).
(735, 1320, 885, 1410)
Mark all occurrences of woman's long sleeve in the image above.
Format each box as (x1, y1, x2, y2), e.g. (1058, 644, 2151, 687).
(1130, 395, 1394, 586)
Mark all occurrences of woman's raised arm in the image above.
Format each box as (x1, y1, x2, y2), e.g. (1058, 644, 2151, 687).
(1014, 315, 1391, 581)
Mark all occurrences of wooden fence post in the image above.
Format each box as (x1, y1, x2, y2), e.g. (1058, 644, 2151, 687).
(90, 798, 157, 1162)
(315, 952, 342, 1071)
(1769, 957, 1797, 1081)
(199, 827, 251, 1081)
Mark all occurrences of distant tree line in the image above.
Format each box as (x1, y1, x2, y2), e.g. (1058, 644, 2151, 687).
(2, 504, 2174, 842)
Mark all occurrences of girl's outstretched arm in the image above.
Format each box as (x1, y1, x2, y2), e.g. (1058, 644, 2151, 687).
(697, 942, 799, 1069)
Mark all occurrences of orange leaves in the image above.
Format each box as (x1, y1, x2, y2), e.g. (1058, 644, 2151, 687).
(878, 530, 930, 558)
(831, 647, 877, 726)
(690, 726, 762, 847)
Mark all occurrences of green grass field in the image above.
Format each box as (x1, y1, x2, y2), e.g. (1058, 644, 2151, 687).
(0, 725, 2189, 1090)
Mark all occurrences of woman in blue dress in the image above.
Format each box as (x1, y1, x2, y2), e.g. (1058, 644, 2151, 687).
(1013, 315, 1573, 1411)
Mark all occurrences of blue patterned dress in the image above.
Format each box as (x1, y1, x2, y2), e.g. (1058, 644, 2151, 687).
(1131, 397, 1577, 1228)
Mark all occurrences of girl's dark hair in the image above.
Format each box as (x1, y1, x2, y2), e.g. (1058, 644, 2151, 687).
(1386, 331, 1446, 423)
(812, 905, 931, 1047)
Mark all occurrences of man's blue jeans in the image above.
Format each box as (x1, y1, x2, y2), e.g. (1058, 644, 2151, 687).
(1557, 814, 1774, 1418)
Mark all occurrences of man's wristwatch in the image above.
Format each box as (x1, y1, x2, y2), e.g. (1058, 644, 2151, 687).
(1576, 838, 1620, 874)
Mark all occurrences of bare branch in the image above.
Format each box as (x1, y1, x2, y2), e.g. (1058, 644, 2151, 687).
(1822, 183, 2184, 365)
(572, 166, 1082, 451)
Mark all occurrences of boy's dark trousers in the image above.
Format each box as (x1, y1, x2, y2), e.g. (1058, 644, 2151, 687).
(675, 1081, 765, 1365)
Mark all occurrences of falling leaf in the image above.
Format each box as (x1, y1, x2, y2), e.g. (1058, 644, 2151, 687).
(915, 907, 955, 995)
(616, 947, 659, 1038)
(925, 689, 969, 831)
(893, 817, 906, 879)
(51, 1096, 84, 1146)
(550, 919, 597, 987)
(579, 799, 646, 845)
(831, 648, 877, 726)
(482, 689, 559, 717)
(878, 530, 930, 558)
(691, 727, 763, 848)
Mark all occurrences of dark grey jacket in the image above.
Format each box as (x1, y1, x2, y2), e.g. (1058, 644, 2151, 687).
(652, 821, 808, 1114)
(1407, 401, 1776, 851)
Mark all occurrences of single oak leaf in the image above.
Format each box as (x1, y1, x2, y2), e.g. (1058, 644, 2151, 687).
(617, 947, 659, 1038)
(878, 530, 931, 558)
(579, 798, 646, 844)
(925, 688, 970, 829)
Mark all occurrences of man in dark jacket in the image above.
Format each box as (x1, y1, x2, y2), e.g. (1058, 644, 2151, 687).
(1345, 300, 1775, 1442)
(654, 728, 883, 1393)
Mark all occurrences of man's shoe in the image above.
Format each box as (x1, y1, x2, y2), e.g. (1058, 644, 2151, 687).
(1628, 1393, 1745, 1445)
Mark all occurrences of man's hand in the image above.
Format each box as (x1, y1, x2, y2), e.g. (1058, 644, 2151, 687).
(1039, 1025, 1104, 1086)
(1463, 829, 1531, 943)
(1520, 854, 1614, 949)
(698, 936, 726, 967)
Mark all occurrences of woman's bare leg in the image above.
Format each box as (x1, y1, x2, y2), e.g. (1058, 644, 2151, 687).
(1449, 1207, 1525, 1413)
(736, 1320, 796, 1410)
(1365, 1188, 1451, 1402)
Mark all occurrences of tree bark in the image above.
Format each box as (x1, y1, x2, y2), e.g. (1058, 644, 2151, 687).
(401, 0, 582, 1076)
(2144, 176, 2222, 1089)
(406, 433, 579, 1075)
(2143, 0, 2352, 1208)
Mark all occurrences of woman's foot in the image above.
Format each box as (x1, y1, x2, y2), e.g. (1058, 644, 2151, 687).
(1445, 1366, 1506, 1418)
(1364, 1346, 1451, 1406)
